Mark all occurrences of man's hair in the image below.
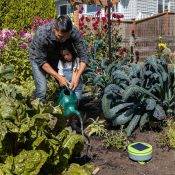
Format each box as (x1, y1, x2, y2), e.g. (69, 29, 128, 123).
(55, 15, 73, 32)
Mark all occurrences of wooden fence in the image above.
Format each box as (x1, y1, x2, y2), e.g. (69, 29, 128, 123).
(118, 12, 175, 59)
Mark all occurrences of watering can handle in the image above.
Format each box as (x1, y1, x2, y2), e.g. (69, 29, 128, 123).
(66, 82, 75, 93)
(64, 85, 75, 95)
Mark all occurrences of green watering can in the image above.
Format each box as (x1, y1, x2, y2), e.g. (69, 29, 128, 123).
(57, 88, 80, 117)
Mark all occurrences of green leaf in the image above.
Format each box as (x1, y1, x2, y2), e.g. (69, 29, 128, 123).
(153, 105, 166, 120)
(125, 115, 141, 136)
(62, 163, 94, 175)
(139, 113, 149, 130)
(13, 150, 48, 175)
(32, 136, 46, 150)
(145, 98, 157, 110)
(62, 133, 84, 160)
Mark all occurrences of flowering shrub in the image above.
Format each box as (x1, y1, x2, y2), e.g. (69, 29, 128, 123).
(0, 29, 16, 50)
(0, 29, 33, 84)
(156, 36, 172, 62)
(31, 16, 53, 31)
(78, 7, 123, 35)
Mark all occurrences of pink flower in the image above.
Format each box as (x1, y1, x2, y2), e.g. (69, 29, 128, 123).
(0, 41, 5, 50)
(0, 29, 15, 42)
(31, 17, 52, 31)
(19, 43, 28, 49)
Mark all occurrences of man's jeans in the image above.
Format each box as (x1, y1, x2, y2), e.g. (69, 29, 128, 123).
(30, 59, 47, 102)
(30, 59, 83, 101)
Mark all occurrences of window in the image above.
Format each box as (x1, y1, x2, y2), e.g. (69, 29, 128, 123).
(60, 5, 67, 15)
(158, 0, 163, 13)
(58, 4, 73, 15)
(164, 0, 169, 11)
(86, 5, 101, 13)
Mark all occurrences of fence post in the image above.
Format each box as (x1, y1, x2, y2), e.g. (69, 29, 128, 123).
(131, 18, 136, 34)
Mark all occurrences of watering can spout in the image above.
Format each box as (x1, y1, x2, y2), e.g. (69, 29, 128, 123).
(64, 106, 80, 117)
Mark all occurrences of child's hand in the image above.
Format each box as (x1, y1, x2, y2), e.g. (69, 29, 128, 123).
(70, 75, 80, 90)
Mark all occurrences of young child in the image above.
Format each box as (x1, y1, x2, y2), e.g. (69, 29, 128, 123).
(58, 46, 83, 100)
(58, 47, 83, 133)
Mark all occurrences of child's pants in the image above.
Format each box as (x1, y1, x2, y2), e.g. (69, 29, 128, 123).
(63, 67, 83, 100)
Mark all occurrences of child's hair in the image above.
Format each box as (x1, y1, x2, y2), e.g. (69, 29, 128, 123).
(60, 44, 77, 62)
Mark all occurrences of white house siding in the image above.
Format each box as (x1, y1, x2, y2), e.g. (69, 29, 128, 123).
(118, 0, 137, 19)
(55, 0, 175, 19)
(118, 0, 158, 20)
(170, 0, 175, 12)
(136, 0, 158, 19)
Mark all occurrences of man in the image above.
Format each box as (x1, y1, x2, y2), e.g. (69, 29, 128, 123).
(29, 15, 89, 102)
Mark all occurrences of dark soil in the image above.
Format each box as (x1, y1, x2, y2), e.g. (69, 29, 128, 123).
(78, 98, 175, 175)
(83, 131, 175, 175)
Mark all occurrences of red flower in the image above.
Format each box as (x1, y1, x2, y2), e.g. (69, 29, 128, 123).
(92, 21, 98, 28)
(102, 17, 107, 23)
(112, 13, 117, 18)
(80, 15, 85, 21)
(96, 10, 101, 16)
(79, 21, 84, 28)
(93, 26, 98, 31)
(79, 6, 84, 14)
(112, 13, 124, 19)
(85, 17, 90, 22)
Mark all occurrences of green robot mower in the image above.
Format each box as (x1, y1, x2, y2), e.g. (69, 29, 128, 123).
(127, 142, 153, 164)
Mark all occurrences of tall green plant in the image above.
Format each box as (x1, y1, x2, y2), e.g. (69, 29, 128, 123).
(0, 0, 56, 30)
(1, 35, 32, 84)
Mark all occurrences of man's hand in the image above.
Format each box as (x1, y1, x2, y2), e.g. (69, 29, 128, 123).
(56, 76, 69, 87)
(42, 63, 69, 87)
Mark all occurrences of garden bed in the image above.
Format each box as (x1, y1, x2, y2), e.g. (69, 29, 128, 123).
(82, 130, 175, 175)
(74, 99, 175, 175)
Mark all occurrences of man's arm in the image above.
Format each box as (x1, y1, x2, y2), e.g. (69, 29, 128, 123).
(71, 27, 89, 64)
(69, 28, 89, 90)
(42, 63, 68, 87)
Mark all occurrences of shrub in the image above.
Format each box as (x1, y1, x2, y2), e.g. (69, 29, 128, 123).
(0, 33, 32, 84)
(158, 119, 175, 149)
(103, 130, 128, 150)
(0, 0, 56, 30)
